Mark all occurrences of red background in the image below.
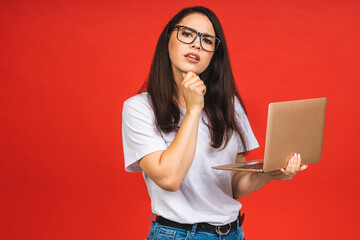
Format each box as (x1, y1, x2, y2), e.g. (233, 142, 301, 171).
(1, 0, 359, 239)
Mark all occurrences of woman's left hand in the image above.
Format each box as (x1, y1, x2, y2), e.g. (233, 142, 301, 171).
(261, 153, 308, 181)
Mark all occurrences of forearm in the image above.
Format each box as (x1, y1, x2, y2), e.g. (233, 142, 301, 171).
(140, 109, 201, 191)
(232, 171, 270, 199)
(139, 71, 207, 191)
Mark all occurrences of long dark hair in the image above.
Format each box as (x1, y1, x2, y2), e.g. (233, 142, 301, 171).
(139, 6, 248, 150)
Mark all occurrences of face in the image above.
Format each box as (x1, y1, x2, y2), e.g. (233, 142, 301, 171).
(168, 13, 215, 78)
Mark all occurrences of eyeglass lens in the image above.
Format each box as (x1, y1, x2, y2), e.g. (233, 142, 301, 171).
(177, 26, 218, 52)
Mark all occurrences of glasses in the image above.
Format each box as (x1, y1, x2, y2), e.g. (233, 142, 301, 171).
(173, 25, 221, 52)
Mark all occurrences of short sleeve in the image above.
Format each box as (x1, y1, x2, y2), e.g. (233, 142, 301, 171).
(234, 98, 259, 153)
(122, 94, 167, 172)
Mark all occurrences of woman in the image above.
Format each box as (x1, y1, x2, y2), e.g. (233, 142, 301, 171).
(122, 6, 307, 239)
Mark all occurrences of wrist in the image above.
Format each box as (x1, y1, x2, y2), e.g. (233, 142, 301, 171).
(256, 172, 272, 183)
(186, 108, 202, 115)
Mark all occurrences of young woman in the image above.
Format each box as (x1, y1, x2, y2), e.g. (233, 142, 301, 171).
(122, 6, 307, 240)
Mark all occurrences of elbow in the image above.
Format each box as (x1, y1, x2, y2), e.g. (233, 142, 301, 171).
(232, 181, 246, 199)
(232, 188, 241, 199)
(233, 192, 245, 199)
(162, 184, 180, 192)
(158, 177, 182, 192)
(233, 184, 249, 198)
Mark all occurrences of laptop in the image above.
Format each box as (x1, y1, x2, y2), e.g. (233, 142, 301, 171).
(212, 97, 327, 172)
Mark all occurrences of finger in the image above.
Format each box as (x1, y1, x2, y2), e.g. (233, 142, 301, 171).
(289, 153, 300, 174)
(202, 85, 206, 95)
(182, 77, 200, 87)
(182, 75, 201, 88)
(198, 85, 206, 96)
(182, 71, 197, 82)
(294, 153, 301, 172)
(283, 155, 295, 175)
(288, 155, 295, 174)
(299, 164, 308, 172)
(188, 80, 204, 89)
(189, 81, 206, 94)
(183, 71, 195, 78)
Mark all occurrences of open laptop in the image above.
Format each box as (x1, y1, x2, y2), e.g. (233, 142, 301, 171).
(212, 97, 327, 172)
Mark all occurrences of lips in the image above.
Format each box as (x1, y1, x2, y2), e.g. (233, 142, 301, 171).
(184, 52, 200, 62)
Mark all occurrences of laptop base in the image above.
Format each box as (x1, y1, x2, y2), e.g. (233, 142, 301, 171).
(212, 160, 265, 172)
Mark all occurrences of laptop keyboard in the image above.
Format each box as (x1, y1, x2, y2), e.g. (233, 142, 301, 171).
(239, 162, 264, 169)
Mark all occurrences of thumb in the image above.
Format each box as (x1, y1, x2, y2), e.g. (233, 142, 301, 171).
(299, 165, 308, 172)
(182, 72, 186, 78)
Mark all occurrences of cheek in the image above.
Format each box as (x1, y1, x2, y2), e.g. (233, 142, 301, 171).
(168, 41, 179, 63)
(201, 54, 214, 69)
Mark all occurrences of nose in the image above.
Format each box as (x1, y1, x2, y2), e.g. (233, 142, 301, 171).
(191, 34, 201, 50)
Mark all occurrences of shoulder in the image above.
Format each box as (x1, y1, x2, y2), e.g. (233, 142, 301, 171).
(124, 92, 150, 108)
(234, 96, 246, 115)
(123, 92, 153, 114)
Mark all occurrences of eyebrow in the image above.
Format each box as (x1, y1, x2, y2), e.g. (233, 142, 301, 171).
(182, 25, 215, 36)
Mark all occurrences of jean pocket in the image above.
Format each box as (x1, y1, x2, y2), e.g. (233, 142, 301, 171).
(157, 227, 176, 240)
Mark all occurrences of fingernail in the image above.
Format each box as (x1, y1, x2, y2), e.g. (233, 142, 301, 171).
(299, 154, 301, 159)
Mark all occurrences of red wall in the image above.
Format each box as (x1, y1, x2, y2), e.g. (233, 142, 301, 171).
(1, 0, 359, 239)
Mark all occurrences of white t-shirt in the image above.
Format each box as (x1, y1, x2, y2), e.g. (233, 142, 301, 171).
(122, 92, 259, 225)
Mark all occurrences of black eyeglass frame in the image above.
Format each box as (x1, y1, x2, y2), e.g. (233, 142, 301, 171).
(173, 25, 221, 52)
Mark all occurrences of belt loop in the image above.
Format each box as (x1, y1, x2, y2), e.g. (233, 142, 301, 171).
(237, 210, 242, 233)
(190, 223, 197, 236)
(150, 213, 156, 223)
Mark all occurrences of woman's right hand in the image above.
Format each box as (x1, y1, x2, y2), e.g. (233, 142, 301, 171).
(260, 153, 308, 182)
(181, 71, 206, 111)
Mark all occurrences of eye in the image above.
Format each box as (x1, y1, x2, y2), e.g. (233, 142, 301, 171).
(181, 30, 193, 38)
(202, 36, 214, 45)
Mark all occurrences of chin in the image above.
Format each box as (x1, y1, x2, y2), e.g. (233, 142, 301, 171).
(183, 67, 204, 75)
(194, 69, 206, 75)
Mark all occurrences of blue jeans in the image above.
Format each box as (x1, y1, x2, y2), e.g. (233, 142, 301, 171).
(146, 217, 245, 240)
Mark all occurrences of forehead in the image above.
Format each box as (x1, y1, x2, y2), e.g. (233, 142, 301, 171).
(177, 13, 215, 35)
